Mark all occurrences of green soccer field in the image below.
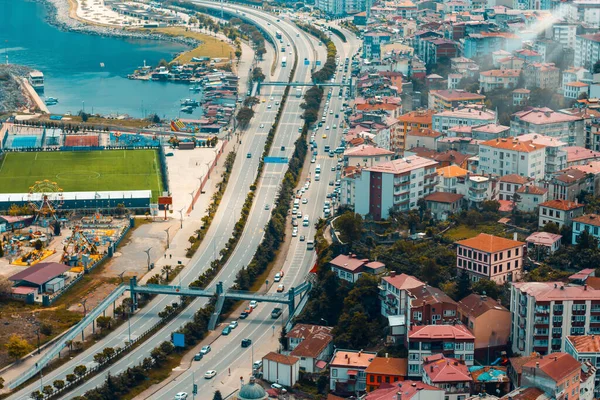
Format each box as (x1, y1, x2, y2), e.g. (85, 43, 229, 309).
(0, 150, 164, 200)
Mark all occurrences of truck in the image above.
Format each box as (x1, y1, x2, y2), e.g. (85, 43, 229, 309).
(296, 88, 303, 98)
(276, 31, 282, 39)
(281, 57, 287, 67)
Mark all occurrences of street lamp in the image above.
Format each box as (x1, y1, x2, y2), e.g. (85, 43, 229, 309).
(178, 207, 184, 229)
(205, 161, 212, 180)
(164, 227, 171, 249)
(79, 299, 87, 317)
(143, 247, 152, 271)
(189, 191, 195, 211)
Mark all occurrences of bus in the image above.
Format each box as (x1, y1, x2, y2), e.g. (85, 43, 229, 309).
(281, 57, 287, 67)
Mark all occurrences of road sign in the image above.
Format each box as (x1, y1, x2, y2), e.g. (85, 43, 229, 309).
(172, 332, 185, 348)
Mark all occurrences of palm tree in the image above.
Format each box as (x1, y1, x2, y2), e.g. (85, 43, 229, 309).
(161, 265, 173, 282)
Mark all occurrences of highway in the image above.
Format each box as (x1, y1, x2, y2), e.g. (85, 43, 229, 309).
(143, 17, 362, 400)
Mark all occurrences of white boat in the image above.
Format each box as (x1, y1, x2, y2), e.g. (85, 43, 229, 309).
(181, 99, 199, 107)
(45, 97, 58, 105)
(180, 106, 194, 113)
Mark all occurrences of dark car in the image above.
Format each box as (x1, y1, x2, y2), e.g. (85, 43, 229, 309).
(241, 338, 252, 348)
(240, 311, 249, 319)
(281, 146, 285, 151)
(194, 353, 203, 361)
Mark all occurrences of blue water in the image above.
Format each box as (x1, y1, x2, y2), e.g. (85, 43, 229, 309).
(0, 0, 204, 118)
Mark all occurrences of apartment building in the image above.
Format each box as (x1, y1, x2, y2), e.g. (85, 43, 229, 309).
(498, 174, 532, 201)
(547, 168, 595, 202)
(565, 82, 590, 100)
(394, 110, 436, 154)
(436, 165, 470, 193)
(516, 185, 548, 212)
(512, 88, 530, 106)
(524, 63, 560, 90)
(424, 192, 465, 221)
(521, 353, 582, 400)
(552, 23, 578, 49)
(575, 33, 600, 71)
(565, 335, 600, 398)
(538, 199, 585, 229)
(456, 174, 495, 208)
(456, 233, 525, 284)
(428, 90, 486, 112)
(405, 129, 444, 151)
(572, 214, 600, 246)
(344, 145, 394, 168)
(363, 32, 393, 61)
(329, 349, 378, 394)
(407, 325, 475, 377)
(458, 293, 511, 361)
(511, 108, 585, 147)
(510, 282, 600, 356)
(478, 138, 546, 181)
(432, 106, 497, 134)
(479, 69, 521, 92)
(514, 134, 567, 178)
(422, 354, 472, 400)
(354, 156, 438, 220)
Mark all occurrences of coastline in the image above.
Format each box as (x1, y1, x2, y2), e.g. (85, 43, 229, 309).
(31, 0, 198, 49)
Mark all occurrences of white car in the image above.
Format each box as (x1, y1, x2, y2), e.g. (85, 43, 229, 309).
(268, 104, 272, 109)
(205, 370, 217, 379)
(302, 198, 308, 204)
(274, 272, 282, 282)
(249, 300, 258, 309)
(270, 96, 274, 100)
(175, 392, 188, 400)
(260, 123, 264, 128)
(229, 320, 238, 329)
(200, 345, 211, 355)
(297, 211, 303, 219)
(311, 157, 316, 163)
(329, 110, 333, 114)
(292, 229, 298, 237)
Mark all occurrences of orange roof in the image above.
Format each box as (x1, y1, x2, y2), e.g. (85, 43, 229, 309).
(480, 69, 520, 77)
(499, 174, 531, 184)
(424, 192, 464, 203)
(565, 81, 589, 87)
(430, 89, 486, 101)
(522, 352, 581, 383)
(357, 103, 399, 111)
(407, 128, 443, 138)
(263, 351, 299, 365)
(365, 357, 408, 376)
(330, 350, 377, 368)
(382, 273, 424, 291)
(398, 109, 435, 124)
(539, 199, 583, 211)
(572, 214, 600, 227)
(456, 233, 524, 253)
(567, 335, 600, 353)
(517, 185, 547, 195)
(437, 165, 469, 178)
(481, 137, 545, 153)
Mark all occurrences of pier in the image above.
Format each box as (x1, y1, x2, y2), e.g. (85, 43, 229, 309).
(19, 77, 49, 114)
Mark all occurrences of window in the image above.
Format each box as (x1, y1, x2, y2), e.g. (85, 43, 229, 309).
(543, 208, 547, 215)
(377, 376, 382, 383)
(332, 369, 338, 377)
(556, 211, 561, 218)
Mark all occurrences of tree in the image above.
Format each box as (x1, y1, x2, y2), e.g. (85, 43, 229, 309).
(96, 316, 113, 332)
(335, 211, 363, 247)
(42, 385, 54, 396)
(73, 365, 87, 378)
(40, 322, 53, 336)
(235, 49, 242, 62)
(103, 347, 116, 359)
(161, 265, 173, 282)
(541, 222, 560, 234)
(53, 379, 65, 391)
(471, 279, 501, 299)
(30, 391, 44, 400)
(94, 352, 107, 365)
(151, 114, 161, 124)
(158, 59, 169, 67)
(80, 112, 89, 123)
(577, 230, 599, 250)
(457, 271, 472, 300)
(34, 239, 43, 251)
(0, 276, 12, 298)
(236, 107, 255, 129)
(66, 374, 76, 384)
(6, 334, 32, 361)
(213, 390, 224, 400)
(243, 96, 260, 109)
(251, 67, 265, 83)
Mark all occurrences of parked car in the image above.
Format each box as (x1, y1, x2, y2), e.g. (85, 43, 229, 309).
(271, 383, 287, 394)
(253, 360, 263, 370)
(200, 345, 211, 355)
(277, 284, 285, 292)
(240, 311, 249, 319)
(249, 300, 258, 309)
(229, 320, 238, 329)
(222, 326, 232, 335)
(194, 353, 203, 361)
(274, 272, 282, 282)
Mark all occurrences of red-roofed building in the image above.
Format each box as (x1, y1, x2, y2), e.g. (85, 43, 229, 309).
(521, 353, 582, 399)
(262, 352, 300, 387)
(344, 145, 394, 168)
(329, 349, 378, 395)
(456, 233, 525, 284)
(478, 137, 547, 180)
(364, 381, 444, 400)
(511, 107, 585, 147)
(566, 335, 600, 398)
(289, 331, 334, 373)
(538, 199, 585, 229)
(407, 325, 475, 376)
(525, 232, 562, 256)
(422, 354, 472, 400)
(365, 357, 408, 391)
(424, 192, 464, 221)
(510, 282, 600, 355)
(329, 254, 386, 284)
(428, 90, 486, 112)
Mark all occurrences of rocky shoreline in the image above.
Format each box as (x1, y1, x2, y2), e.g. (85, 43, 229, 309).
(31, 0, 198, 48)
(0, 65, 35, 114)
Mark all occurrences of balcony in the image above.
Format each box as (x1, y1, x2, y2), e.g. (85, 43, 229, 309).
(534, 317, 549, 324)
(535, 306, 550, 314)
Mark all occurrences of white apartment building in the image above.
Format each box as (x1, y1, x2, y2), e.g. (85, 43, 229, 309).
(514, 133, 568, 178)
(510, 282, 600, 356)
(456, 175, 494, 208)
(552, 23, 578, 49)
(575, 33, 600, 71)
(344, 145, 394, 168)
(564, 0, 600, 29)
(432, 106, 497, 134)
(479, 69, 521, 92)
(456, 233, 525, 284)
(511, 107, 585, 147)
(564, 81, 590, 99)
(478, 138, 546, 181)
(354, 156, 438, 220)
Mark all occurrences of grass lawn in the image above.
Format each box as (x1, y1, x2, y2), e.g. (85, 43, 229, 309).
(147, 27, 234, 64)
(35, 115, 153, 129)
(444, 223, 507, 241)
(0, 150, 163, 200)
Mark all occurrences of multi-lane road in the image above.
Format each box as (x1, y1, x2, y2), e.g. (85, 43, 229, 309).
(8, 5, 359, 400)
